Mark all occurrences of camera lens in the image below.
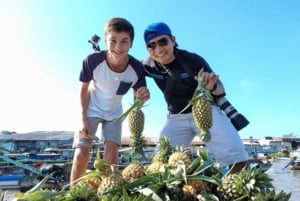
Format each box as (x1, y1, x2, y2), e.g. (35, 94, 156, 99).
(215, 97, 249, 131)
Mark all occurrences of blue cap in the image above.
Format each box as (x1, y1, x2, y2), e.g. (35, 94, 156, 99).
(144, 22, 172, 44)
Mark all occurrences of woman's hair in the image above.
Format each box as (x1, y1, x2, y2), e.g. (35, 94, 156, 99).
(104, 17, 134, 42)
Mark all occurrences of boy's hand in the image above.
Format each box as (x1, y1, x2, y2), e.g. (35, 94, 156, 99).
(135, 87, 150, 103)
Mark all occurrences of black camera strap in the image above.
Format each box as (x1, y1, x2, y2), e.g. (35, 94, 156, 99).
(158, 63, 181, 104)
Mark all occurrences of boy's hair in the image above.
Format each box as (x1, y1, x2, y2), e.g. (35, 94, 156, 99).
(104, 17, 134, 42)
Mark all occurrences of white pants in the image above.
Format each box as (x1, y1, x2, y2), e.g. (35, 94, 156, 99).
(160, 105, 249, 167)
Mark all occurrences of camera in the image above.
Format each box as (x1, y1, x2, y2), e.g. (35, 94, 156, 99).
(88, 34, 101, 51)
(215, 96, 249, 131)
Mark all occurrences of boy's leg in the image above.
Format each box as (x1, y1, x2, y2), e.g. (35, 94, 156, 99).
(70, 117, 100, 184)
(102, 119, 122, 165)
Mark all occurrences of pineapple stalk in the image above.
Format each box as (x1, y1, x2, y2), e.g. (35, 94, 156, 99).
(93, 145, 111, 175)
(118, 97, 143, 121)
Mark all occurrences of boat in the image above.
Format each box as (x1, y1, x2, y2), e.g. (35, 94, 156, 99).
(249, 158, 272, 173)
(0, 154, 67, 191)
(290, 159, 300, 170)
(0, 174, 23, 189)
(290, 149, 300, 170)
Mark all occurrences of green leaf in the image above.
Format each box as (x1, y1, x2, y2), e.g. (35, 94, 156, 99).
(108, 172, 162, 194)
(25, 172, 55, 194)
(117, 98, 143, 121)
(189, 160, 214, 176)
(136, 187, 163, 201)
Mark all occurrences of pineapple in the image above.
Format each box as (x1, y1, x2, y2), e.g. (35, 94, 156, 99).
(147, 136, 173, 173)
(168, 146, 192, 168)
(122, 161, 145, 182)
(77, 171, 102, 190)
(127, 102, 147, 158)
(97, 172, 125, 199)
(183, 180, 211, 197)
(217, 168, 274, 201)
(128, 107, 145, 135)
(217, 173, 242, 200)
(146, 160, 165, 173)
(153, 136, 173, 163)
(192, 97, 212, 142)
(86, 177, 102, 190)
(192, 69, 213, 142)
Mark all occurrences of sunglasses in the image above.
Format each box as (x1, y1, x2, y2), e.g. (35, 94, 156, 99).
(146, 37, 169, 50)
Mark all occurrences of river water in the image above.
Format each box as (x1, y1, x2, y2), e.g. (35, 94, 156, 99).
(267, 158, 300, 201)
(3, 158, 300, 201)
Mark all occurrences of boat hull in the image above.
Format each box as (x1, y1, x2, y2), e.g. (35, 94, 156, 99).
(291, 161, 300, 170)
(0, 174, 23, 189)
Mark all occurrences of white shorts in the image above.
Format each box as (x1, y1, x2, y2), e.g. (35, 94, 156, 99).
(159, 105, 249, 167)
(72, 117, 122, 148)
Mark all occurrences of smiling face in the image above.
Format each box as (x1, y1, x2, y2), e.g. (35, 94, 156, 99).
(105, 31, 132, 60)
(104, 18, 134, 62)
(146, 35, 176, 64)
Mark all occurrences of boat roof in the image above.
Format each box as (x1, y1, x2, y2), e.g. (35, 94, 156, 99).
(0, 131, 74, 141)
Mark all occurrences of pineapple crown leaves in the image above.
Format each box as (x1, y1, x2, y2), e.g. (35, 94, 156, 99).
(197, 193, 220, 201)
(172, 146, 192, 156)
(94, 145, 112, 172)
(65, 183, 98, 201)
(169, 160, 188, 181)
(196, 149, 211, 161)
(15, 189, 66, 201)
(117, 97, 144, 122)
(254, 189, 291, 201)
(177, 68, 213, 114)
(188, 160, 215, 177)
(158, 136, 173, 154)
(194, 68, 213, 101)
(107, 172, 162, 194)
(16, 172, 57, 197)
(136, 187, 163, 201)
(119, 186, 157, 201)
(74, 170, 102, 185)
(239, 168, 274, 193)
(187, 174, 220, 187)
(0, 190, 7, 201)
(130, 134, 147, 146)
(153, 136, 173, 163)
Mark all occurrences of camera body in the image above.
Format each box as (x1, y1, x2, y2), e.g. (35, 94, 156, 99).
(215, 96, 249, 131)
(88, 34, 101, 51)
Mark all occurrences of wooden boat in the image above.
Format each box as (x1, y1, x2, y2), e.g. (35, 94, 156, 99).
(249, 158, 272, 173)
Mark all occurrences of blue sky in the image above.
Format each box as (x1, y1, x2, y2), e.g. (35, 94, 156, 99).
(1, 0, 299, 140)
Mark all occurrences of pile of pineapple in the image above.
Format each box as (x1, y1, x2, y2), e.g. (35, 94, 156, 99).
(14, 136, 291, 201)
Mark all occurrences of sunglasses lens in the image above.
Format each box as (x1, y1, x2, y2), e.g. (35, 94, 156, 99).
(157, 38, 168, 46)
(147, 42, 156, 50)
(147, 37, 169, 50)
